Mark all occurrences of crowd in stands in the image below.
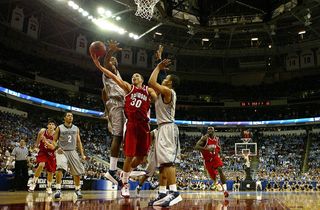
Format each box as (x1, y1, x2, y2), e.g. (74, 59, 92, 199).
(0, 111, 110, 180)
(1, 109, 320, 191)
(2, 70, 320, 121)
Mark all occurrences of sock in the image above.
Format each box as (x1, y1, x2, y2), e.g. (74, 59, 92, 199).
(169, 184, 177, 192)
(33, 176, 38, 184)
(223, 184, 227, 191)
(159, 186, 166, 194)
(56, 184, 61, 190)
(47, 181, 52, 188)
(75, 185, 80, 190)
(121, 172, 130, 184)
(110, 157, 118, 171)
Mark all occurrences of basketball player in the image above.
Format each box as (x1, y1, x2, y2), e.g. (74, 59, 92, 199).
(101, 40, 126, 187)
(91, 53, 157, 198)
(195, 127, 229, 197)
(53, 112, 86, 199)
(134, 128, 158, 196)
(148, 59, 182, 207)
(28, 119, 56, 194)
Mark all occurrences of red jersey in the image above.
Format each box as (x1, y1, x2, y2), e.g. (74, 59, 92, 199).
(39, 129, 54, 153)
(201, 136, 221, 162)
(124, 85, 151, 122)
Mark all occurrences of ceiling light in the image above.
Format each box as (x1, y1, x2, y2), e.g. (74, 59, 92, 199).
(97, 7, 105, 15)
(268, 44, 272, 48)
(68, 1, 74, 7)
(105, 10, 112, 17)
(78, 8, 83, 13)
(155, 32, 162, 36)
(82, 11, 88, 16)
(251, 37, 258, 41)
(88, 15, 93, 20)
(133, 35, 139, 40)
(202, 38, 209, 42)
(298, 30, 306, 35)
(71, 4, 79, 10)
(116, 16, 121, 21)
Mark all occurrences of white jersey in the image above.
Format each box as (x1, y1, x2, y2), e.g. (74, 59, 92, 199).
(155, 89, 176, 124)
(102, 70, 125, 103)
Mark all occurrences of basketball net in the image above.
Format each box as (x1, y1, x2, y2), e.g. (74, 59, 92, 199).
(134, 0, 160, 20)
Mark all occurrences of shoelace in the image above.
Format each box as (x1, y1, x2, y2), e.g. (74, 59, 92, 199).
(164, 194, 175, 201)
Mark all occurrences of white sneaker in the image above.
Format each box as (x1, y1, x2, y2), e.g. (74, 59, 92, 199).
(28, 183, 36, 192)
(46, 188, 52, 194)
(121, 183, 130, 198)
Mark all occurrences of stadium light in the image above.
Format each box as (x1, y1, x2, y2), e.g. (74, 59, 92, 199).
(82, 11, 88, 16)
(298, 30, 306, 35)
(97, 7, 105, 15)
(105, 10, 112, 17)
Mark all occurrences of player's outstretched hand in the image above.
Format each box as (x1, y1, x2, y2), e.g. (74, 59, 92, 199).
(90, 52, 102, 68)
(107, 40, 122, 52)
(157, 59, 171, 71)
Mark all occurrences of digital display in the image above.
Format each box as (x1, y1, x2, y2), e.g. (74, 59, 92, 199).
(240, 101, 271, 107)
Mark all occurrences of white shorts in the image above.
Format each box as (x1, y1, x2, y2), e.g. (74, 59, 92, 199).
(105, 99, 125, 137)
(56, 150, 85, 176)
(155, 123, 180, 167)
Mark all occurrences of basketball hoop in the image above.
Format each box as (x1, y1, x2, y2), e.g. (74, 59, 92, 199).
(241, 138, 251, 143)
(134, 0, 160, 20)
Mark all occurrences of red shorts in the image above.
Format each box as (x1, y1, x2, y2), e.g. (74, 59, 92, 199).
(123, 121, 150, 157)
(204, 155, 223, 180)
(36, 150, 56, 173)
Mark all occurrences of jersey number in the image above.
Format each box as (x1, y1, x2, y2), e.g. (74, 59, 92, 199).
(130, 98, 142, 108)
(67, 135, 72, 143)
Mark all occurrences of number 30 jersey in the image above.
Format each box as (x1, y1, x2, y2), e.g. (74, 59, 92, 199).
(58, 124, 78, 151)
(124, 85, 151, 122)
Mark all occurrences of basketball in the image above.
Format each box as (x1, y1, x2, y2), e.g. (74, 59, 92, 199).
(89, 41, 106, 57)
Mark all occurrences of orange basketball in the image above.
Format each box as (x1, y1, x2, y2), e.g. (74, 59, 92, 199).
(89, 41, 106, 57)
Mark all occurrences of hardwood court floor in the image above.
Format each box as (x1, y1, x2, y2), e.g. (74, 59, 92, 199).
(0, 190, 319, 209)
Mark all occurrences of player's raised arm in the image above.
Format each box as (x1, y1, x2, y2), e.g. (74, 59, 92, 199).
(148, 59, 171, 97)
(103, 40, 122, 73)
(194, 135, 210, 151)
(91, 53, 131, 93)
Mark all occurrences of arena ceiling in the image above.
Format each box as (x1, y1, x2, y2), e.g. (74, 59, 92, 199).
(1, 0, 320, 56)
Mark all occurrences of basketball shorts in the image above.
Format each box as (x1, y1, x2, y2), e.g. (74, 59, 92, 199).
(155, 123, 180, 166)
(55, 150, 85, 176)
(105, 99, 125, 137)
(123, 120, 150, 157)
(204, 155, 223, 180)
(36, 150, 56, 173)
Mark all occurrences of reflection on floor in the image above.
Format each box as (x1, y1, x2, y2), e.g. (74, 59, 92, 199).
(0, 190, 319, 210)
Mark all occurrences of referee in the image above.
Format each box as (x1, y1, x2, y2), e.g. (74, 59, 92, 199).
(11, 139, 29, 190)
